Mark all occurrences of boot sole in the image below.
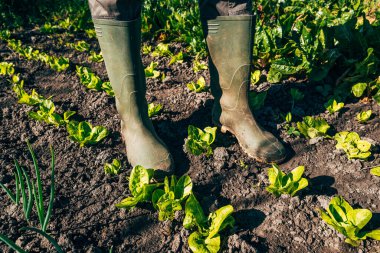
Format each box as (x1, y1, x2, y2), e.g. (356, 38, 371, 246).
(220, 124, 287, 164)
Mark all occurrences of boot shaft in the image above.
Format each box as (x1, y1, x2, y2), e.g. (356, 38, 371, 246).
(204, 15, 255, 111)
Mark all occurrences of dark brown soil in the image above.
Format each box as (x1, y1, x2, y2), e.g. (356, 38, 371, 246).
(1, 28, 380, 253)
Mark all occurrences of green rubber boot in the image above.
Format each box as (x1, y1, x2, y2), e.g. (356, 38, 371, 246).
(93, 18, 174, 174)
(205, 16, 287, 163)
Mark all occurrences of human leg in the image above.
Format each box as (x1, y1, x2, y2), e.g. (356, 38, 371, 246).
(198, 0, 287, 163)
(88, 0, 174, 173)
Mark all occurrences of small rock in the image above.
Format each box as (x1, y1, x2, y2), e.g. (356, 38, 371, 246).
(309, 137, 324, 145)
(316, 195, 330, 209)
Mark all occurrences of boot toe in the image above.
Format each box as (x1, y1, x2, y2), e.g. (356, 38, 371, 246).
(256, 139, 287, 163)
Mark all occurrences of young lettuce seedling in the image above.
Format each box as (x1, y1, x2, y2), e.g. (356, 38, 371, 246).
(351, 82, 368, 98)
(29, 100, 75, 127)
(187, 76, 207, 93)
(115, 165, 162, 211)
(88, 51, 104, 63)
(76, 66, 103, 91)
(356, 110, 372, 123)
(320, 196, 380, 247)
(192, 58, 208, 73)
(104, 159, 122, 176)
(151, 43, 172, 57)
(266, 164, 308, 197)
(250, 70, 261, 86)
(85, 29, 97, 39)
(169, 51, 185, 66)
(101, 81, 114, 96)
(142, 44, 152, 55)
(282, 112, 301, 137)
(334, 131, 372, 160)
(144, 62, 161, 79)
(183, 194, 235, 253)
(47, 56, 70, 72)
(148, 103, 163, 117)
(73, 40, 90, 52)
(185, 125, 217, 157)
(152, 175, 193, 221)
(17, 88, 45, 106)
(0, 62, 15, 76)
(66, 121, 108, 147)
(370, 166, 380, 177)
(324, 98, 344, 114)
(297, 116, 330, 139)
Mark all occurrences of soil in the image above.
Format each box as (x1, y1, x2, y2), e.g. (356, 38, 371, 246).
(0, 28, 380, 253)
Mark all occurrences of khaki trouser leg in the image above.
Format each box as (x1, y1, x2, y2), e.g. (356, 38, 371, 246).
(88, 0, 142, 20)
(88, 0, 252, 21)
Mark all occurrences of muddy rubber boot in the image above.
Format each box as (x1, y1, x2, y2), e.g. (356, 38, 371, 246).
(93, 18, 174, 174)
(205, 16, 287, 163)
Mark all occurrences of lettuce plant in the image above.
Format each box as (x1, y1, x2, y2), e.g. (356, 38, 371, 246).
(250, 70, 261, 86)
(144, 62, 160, 79)
(29, 100, 75, 127)
(104, 159, 122, 176)
(76, 66, 102, 91)
(66, 121, 108, 147)
(85, 29, 96, 39)
(169, 51, 185, 65)
(351, 82, 368, 98)
(148, 103, 163, 117)
(183, 194, 235, 253)
(320, 196, 380, 247)
(47, 56, 70, 72)
(0, 62, 15, 76)
(152, 175, 192, 221)
(115, 165, 162, 211)
(192, 59, 208, 73)
(185, 125, 217, 156)
(73, 40, 90, 52)
(151, 43, 172, 57)
(356, 110, 372, 123)
(88, 51, 103, 63)
(297, 116, 330, 139)
(101, 81, 114, 96)
(266, 164, 308, 197)
(0, 30, 10, 40)
(334, 131, 371, 160)
(283, 112, 300, 136)
(187, 76, 207, 93)
(324, 98, 344, 114)
(16, 88, 44, 106)
(370, 167, 380, 177)
(142, 44, 152, 55)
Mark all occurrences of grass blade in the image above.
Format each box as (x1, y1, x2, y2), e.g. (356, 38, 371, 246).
(32, 179, 44, 229)
(20, 227, 63, 253)
(42, 146, 55, 232)
(26, 141, 45, 218)
(0, 233, 27, 253)
(15, 160, 27, 217)
(20, 165, 33, 221)
(15, 167, 20, 205)
(0, 183, 16, 204)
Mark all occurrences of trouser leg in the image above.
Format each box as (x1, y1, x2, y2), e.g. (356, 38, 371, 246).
(198, 0, 253, 21)
(88, 0, 142, 20)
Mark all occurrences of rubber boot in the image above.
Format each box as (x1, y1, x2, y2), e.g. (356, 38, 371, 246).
(93, 18, 174, 174)
(204, 16, 287, 163)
